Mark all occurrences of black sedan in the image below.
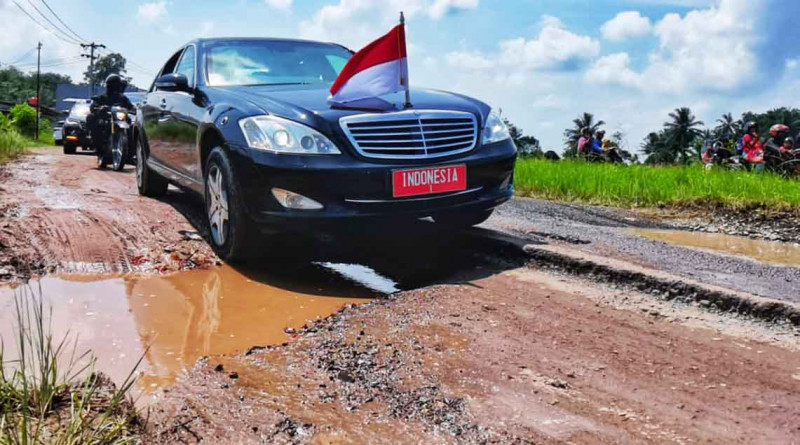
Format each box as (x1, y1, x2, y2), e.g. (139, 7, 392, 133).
(134, 38, 517, 261)
(62, 100, 92, 154)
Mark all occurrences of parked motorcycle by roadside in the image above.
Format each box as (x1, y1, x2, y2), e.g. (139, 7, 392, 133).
(89, 105, 132, 171)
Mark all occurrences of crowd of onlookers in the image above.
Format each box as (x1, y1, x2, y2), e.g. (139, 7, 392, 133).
(701, 123, 800, 176)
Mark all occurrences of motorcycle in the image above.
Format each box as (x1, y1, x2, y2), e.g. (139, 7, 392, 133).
(91, 105, 132, 171)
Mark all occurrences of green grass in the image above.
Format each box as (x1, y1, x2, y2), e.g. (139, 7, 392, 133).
(0, 131, 30, 163)
(514, 158, 800, 211)
(0, 289, 143, 444)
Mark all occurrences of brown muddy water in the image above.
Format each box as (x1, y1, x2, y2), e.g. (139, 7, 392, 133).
(632, 229, 800, 268)
(0, 263, 394, 399)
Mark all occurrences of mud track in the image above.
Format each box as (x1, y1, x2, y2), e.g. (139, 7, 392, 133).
(0, 149, 217, 279)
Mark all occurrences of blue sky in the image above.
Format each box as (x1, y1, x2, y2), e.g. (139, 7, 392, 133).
(2, 0, 799, 152)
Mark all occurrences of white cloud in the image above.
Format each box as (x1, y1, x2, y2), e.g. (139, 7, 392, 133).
(136, 1, 173, 33)
(428, 0, 479, 20)
(600, 11, 652, 42)
(264, 0, 293, 10)
(137, 1, 168, 23)
(585, 52, 642, 88)
(588, 0, 757, 94)
(445, 51, 493, 70)
(200, 21, 215, 37)
(498, 17, 599, 70)
(299, 0, 478, 48)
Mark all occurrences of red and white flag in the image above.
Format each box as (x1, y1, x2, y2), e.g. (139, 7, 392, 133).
(329, 22, 409, 107)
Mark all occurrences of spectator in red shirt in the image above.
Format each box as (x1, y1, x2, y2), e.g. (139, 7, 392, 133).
(742, 122, 764, 172)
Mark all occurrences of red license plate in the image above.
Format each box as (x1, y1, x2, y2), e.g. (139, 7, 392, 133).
(392, 164, 467, 198)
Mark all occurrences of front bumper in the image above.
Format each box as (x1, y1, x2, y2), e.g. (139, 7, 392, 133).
(229, 139, 516, 226)
(62, 124, 90, 146)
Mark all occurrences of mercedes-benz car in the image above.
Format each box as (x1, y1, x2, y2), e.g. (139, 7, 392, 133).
(134, 38, 517, 261)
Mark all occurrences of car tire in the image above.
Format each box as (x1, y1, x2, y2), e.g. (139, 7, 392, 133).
(63, 144, 76, 155)
(136, 136, 168, 197)
(433, 208, 494, 228)
(204, 147, 259, 263)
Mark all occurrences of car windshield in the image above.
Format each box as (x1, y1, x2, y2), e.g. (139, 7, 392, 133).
(69, 103, 90, 118)
(205, 40, 352, 87)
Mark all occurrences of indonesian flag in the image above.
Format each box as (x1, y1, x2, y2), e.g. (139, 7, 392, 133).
(329, 24, 409, 108)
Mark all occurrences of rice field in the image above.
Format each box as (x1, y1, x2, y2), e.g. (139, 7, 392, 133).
(514, 158, 800, 211)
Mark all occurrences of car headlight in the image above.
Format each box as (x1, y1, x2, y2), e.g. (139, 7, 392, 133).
(482, 111, 511, 145)
(239, 115, 341, 155)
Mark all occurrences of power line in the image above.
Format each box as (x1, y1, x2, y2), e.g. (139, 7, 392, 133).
(25, 0, 83, 45)
(37, 0, 88, 43)
(11, 0, 80, 46)
(8, 47, 37, 65)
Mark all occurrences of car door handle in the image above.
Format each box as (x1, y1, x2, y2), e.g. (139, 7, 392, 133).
(160, 99, 168, 109)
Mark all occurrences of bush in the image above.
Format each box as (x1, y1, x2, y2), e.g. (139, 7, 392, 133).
(9, 104, 37, 138)
(0, 113, 29, 161)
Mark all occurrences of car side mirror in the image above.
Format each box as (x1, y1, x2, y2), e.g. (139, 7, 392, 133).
(155, 73, 190, 92)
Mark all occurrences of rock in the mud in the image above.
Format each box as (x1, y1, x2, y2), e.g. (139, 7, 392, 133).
(337, 369, 356, 383)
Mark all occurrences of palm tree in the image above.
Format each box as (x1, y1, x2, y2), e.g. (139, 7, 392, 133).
(642, 131, 674, 165)
(662, 107, 705, 163)
(714, 112, 741, 142)
(563, 112, 605, 156)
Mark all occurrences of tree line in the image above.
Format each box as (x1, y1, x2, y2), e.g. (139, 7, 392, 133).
(507, 107, 800, 164)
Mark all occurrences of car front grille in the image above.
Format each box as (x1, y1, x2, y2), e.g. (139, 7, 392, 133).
(340, 110, 478, 160)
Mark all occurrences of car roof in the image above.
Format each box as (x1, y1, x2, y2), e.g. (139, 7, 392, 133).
(184, 37, 351, 52)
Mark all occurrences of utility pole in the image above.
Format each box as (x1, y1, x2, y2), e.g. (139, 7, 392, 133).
(35, 42, 41, 142)
(81, 42, 105, 97)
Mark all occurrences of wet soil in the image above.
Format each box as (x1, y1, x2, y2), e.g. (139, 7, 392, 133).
(0, 150, 217, 280)
(148, 269, 800, 444)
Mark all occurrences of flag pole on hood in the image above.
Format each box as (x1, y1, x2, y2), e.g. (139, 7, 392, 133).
(399, 11, 412, 109)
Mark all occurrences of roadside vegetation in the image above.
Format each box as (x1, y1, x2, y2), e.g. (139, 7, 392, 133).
(0, 289, 142, 444)
(0, 106, 53, 163)
(514, 158, 800, 211)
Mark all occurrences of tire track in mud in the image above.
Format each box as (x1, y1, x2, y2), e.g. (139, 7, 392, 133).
(0, 150, 217, 278)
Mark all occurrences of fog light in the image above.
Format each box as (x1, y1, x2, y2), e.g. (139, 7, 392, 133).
(271, 188, 323, 210)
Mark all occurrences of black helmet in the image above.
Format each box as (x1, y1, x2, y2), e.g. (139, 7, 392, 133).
(596, 129, 606, 137)
(744, 121, 758, 134)
(105, 74, 125, 96)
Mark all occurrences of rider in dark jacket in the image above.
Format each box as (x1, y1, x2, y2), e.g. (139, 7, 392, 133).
(90, 74, 133, 111)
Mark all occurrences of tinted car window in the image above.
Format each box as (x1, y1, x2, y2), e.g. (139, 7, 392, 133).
(205, 40, 352, 86)
(176, 46, 195, 87)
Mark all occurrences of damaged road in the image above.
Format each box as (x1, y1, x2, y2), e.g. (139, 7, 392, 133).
(1, 150, 800, 443)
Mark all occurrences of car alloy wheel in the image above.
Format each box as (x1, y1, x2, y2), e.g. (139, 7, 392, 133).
(136, 138, 144, 189)
(207, 164, 229, 247)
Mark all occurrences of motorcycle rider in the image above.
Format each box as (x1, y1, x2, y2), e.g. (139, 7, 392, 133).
(587, 130, 606, 161)
(90, 74, 133, 113)
(88, 74, 133, 167)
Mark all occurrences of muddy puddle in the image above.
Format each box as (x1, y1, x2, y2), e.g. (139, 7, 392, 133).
(0, 264, 386, 398)
(0, 225, 528, 400)
(632, 229, 800, 268)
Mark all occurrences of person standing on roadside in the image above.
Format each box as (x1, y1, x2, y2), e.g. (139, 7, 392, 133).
(742, 122, 765, 172)
(577, 127, 591, 157)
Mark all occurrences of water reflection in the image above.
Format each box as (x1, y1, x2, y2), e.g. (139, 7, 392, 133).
(0, 265, 374, 394)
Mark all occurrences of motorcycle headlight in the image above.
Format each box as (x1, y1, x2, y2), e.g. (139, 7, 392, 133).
(115, 111, 128, 121)
(66, 118, 79, 125)
(482, 110, 511, 145)
(239, 115, 340, 155)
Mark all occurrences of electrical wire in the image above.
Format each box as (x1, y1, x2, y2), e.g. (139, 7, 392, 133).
(25, 0, 83, 44)
(7, 48, 37, 65)
(37, 0, 88, 43)
(11, 0, 80, 46)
